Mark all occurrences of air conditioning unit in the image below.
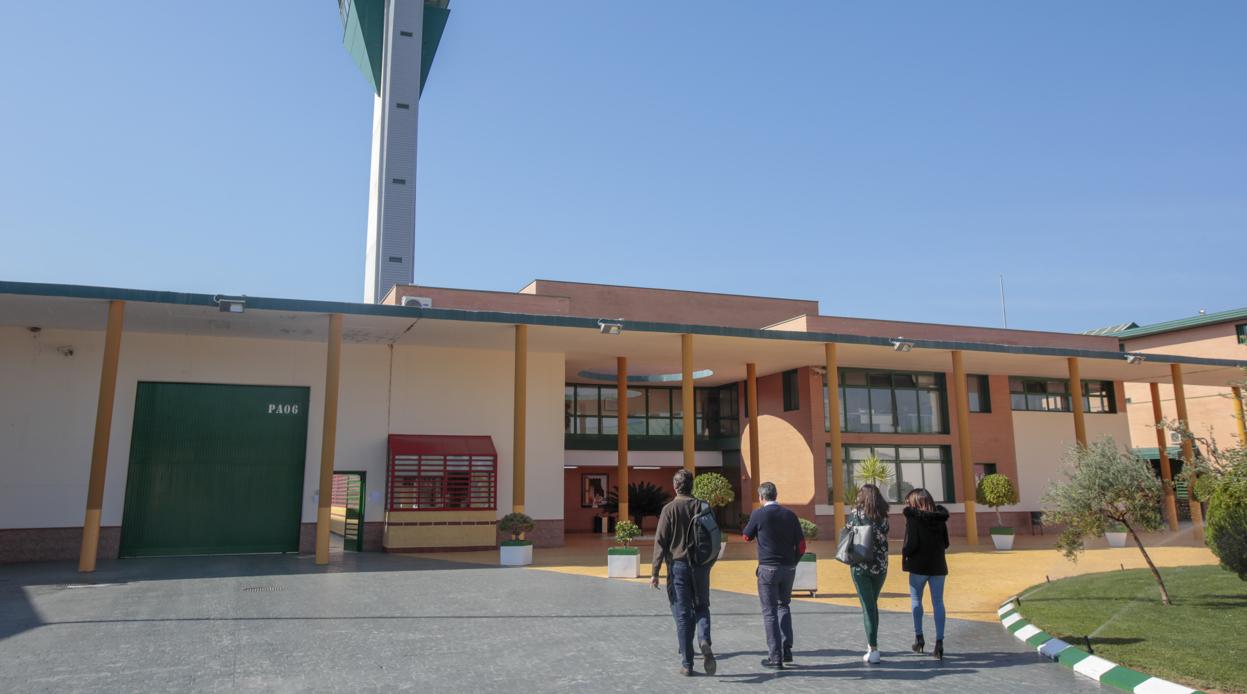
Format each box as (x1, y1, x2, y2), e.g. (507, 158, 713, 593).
(401, 296, 432, 309)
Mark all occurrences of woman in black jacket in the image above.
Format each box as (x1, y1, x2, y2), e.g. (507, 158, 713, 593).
(902, 488, 949, 659)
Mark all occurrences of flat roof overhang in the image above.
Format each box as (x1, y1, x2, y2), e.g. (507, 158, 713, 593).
(2, 282, 1245, 388)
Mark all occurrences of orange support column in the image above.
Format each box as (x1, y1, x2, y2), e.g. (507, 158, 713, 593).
(681, 334, 695, 473)
(616, 356, 629, 522)
(512, 325, 528, 514)
(1171, 364, 1203, 539)
(825, 344, 844, 532)
(950, 351, 978, 545)
(315, 313, 344, 565)
(746, 363, 760, 510)
(1150, 382, 1179, 531)
(1068, 357, 1087, 447)
(78, 300, 125, 573)
(1233, 386, 1247, 448)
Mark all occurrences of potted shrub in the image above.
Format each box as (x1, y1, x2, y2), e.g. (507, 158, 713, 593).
(607, 520, 642, 578)
(977, 473, 1019, 551)
(1105, 521, 1128, 548)
(498, 512, 534, 566)
(692, 472, 736, 560)
(793, 518, 819, 596)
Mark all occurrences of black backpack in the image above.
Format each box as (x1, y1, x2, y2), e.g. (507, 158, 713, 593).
(686, 500, 721, 567)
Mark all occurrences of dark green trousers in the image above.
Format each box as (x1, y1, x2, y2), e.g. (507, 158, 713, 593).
(852, 570, 887, 647)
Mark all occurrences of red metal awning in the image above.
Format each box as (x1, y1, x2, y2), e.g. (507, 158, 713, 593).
(387, 434, 497, 458)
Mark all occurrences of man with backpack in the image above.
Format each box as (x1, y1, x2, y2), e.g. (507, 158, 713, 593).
(651, 469, 719, 676)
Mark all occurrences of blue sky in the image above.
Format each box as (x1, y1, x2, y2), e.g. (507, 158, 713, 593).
(1, 2, 1243, 333)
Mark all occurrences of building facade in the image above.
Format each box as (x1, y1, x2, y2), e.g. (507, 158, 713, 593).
(2, 280, 1244, 566)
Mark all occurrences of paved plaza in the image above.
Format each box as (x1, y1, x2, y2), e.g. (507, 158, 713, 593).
(0, 552, 1101, 693)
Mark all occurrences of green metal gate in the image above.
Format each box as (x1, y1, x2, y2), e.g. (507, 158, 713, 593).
(119, 382, 310, 557)
(332, 472, 366, 552)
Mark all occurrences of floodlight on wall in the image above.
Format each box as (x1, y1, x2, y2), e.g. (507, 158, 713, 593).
(811, 366, 827, 376)
(214, 295, 246, 314)
(1124, 353, 1146, 364)
(891, 338, 914, 353)
(598, 319, 624, 335)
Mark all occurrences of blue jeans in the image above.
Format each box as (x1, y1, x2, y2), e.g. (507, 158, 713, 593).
(757, 564, 796, 662)
(667, 560, 712, 668)
(909, 573, 946, 640)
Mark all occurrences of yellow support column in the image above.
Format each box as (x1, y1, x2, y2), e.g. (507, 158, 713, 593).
(78, 300, 125, 573)
(681, 334, 695, 473)
(315, 313, 344, 565)
(1171, 363, 1203, 539)
(1150, 382, 1179, 531)
(513, 325, 528, 514)
(1068, 357, 1087, 447)
(826, 344, 844, 532)
(950, 351, 978, 545)
(746, 363, 761, 511)
(616, 356, 629, 522)
(1233, 386, 1247, 448)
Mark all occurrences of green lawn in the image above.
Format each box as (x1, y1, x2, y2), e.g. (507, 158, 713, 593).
(1019, 565, 1247, 694)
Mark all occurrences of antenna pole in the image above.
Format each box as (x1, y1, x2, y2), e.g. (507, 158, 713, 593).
(999, 275, 1009, 328)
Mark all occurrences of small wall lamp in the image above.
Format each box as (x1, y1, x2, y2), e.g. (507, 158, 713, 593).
(598, 319, 624, 335)
(1124, 353, 1146, 365)
(891, 338, 914, 353)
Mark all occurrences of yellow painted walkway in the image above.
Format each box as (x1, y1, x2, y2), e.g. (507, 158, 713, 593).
(422, 529, 1217, 623)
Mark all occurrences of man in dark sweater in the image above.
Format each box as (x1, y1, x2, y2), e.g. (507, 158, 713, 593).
(651, 469, 714, 676)
(741, 481, 805, 669)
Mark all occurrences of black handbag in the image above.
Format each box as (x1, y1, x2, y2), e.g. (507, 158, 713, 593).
(834, 524, 874, 566)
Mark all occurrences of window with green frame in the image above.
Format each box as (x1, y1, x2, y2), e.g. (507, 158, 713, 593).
(1236, 323, 1246, 345)
(823, 369, 946, 434)
(564, 384, 740, 438)
(828, 444, 953, 504)
(1008, 377, 1116, 413)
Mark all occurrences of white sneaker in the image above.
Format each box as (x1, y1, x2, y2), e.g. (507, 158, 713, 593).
(862, 649, 881, 664)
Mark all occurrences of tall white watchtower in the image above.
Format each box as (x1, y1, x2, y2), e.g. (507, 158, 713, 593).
(339, 0, 450, 303)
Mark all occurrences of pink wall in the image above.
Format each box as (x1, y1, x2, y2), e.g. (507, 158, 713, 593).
(521, 280, 819, 329)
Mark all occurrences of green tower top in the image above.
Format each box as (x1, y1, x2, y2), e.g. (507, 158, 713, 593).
(339, 0, 450, 95)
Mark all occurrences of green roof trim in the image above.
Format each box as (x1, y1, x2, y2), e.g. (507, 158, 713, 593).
(1083, 322, 1138, 336)
(1113, 306, 1247, 339)
(3, 281, 1247, 371)
(1130, 447, 1184, 460)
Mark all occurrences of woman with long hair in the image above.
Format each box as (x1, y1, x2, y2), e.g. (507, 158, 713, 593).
(847, 483, 890, 664)
(902, 488, 950, 660)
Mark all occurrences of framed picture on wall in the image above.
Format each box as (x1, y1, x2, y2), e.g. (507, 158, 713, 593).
(581, 474, 608, 509)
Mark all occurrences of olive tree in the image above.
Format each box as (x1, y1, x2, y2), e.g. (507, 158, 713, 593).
(1042, 438, 1172, 605)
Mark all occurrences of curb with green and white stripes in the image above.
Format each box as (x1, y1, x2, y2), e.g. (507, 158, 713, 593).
(997, 596, 1204, 694)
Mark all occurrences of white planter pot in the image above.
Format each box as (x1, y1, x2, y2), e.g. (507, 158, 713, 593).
(794, 555, 818, 596)
(1106, 532, 1128, 548)
(991, 533, 1015, 551)
(607, 551, 640, 578)
(499, 544, 533, 566)
(718, 541, 728, 561)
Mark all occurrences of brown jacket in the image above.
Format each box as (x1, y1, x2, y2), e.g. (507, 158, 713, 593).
(651, 494, 702, 579)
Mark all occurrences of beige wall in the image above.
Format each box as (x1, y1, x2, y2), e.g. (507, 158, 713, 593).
(1011, 411, 1132, 511)
(0, 326, 566, 532)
